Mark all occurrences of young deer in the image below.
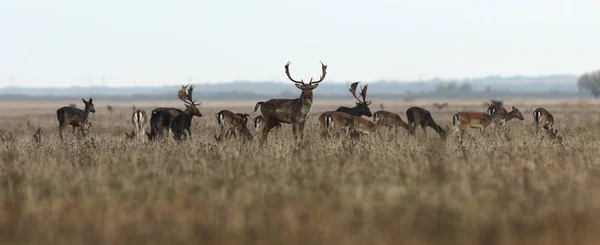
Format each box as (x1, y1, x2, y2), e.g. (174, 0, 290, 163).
(373, 110, 409, 133)
(323, 111, 356, 138)
(318, 81, 372, 137)
(56, 98, 96, 140)
(149, 85, 203, 141)
(533, 108, 554, 134)
(214, 110, 252, 142)
(253, 115, 281, 138)
(486, 101, 524, 126)
(131, 108, 148, 139)
(406, 107, 446, 139)
(450, 110, 503, 138)
(348, 116, 377, 137)
(254, 61, 327, 143)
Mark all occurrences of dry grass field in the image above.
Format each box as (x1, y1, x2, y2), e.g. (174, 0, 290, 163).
(2, 99, 600, 245)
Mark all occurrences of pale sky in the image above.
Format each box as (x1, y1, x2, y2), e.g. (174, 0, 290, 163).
(0, 0, 598, 87)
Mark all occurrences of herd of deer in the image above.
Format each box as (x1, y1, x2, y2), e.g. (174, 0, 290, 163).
(54, 61, 560, 143)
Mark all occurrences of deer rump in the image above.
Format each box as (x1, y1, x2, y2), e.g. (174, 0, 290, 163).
(147, 108, 187, 141)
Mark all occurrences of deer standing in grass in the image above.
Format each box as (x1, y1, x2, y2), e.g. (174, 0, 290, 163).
(131, 108, 147, 139)
(148, 85, 203, 141)
(373, 110, 409, 134)
(533, 108, 554, 134)
(318, 81, 372, 138)
(214, 110, 252, 142)
(254, 61, 327, 143)
(56, 98, 96, 140)
(450, 109, 503, 138)
(406, 107, 447, 139)
(253, 115, 281, 138)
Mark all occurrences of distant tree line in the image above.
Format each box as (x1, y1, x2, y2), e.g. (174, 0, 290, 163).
(578, 70, 600, 98)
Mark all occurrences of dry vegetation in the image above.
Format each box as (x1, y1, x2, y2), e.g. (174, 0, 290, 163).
(2, 99, 600, 245)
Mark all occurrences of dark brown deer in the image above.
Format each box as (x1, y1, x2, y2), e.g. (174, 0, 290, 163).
(318, 81, 372, 137)
(486, 101, 524, 126)
(146, 108, 173, 141)
(150, 85, 203, 140)
(373, 110, 409, 134)
(533, 108, 554, 134)
(253, 61, 327, 143)
(253, 115, 281, 138)
(56, 98, 96, 140)
(214, 110, 252, 142)
(406, 106, 446, 139)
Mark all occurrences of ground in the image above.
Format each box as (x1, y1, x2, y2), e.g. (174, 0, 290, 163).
(1, 99, 600, 245)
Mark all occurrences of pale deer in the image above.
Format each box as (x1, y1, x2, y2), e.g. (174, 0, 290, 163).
(214, 110, 252, 142)
(253, 61, 327, 143)
(318, 81, 372, 138)
(450, 110, 503, 138)
(149, 85, 203, 141)
(373, 110, 409, 133)
(533, 108, 554, 134)
(56, 98, 96, 140)
(406, 106, 446, 139)
(253, 115, 281, 138)
(131, 108, 148, 139)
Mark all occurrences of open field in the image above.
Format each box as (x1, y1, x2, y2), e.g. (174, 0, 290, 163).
(1, 99, 600, 244)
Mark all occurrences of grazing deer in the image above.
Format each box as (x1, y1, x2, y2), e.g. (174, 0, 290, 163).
(253, 115, 281, 138)
(318, 81, 372, 137)
(533, 108, 554, 134)
(323, 111, 356, 138)
(146, 108, 173, 141)
(131, 108, 148, 139)
(214, 110, 253, 142)
(373, 110, 409, 133)
(125, 130, 136, 140)
(348, 116, 377, 137)
(432, 102, 449, 110)
(56, 98, 96, 140)
(149, 85, 203, 140)
(406, 107, 447, 139)
(544, 128, 563, 144)
(254, 61, 327, 143)
(450, 110, 503, 138)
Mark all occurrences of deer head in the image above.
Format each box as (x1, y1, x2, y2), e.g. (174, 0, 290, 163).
(178, 85, 203, 117)
(349, 81, 372, 117)
(125, 130, 136, 140)
(510, 106, 525, 120)
(285, 61, 327, 92)
(82, 98, 96, 113)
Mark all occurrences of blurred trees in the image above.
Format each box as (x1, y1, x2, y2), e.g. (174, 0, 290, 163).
(578, 70, 600, 98)
(434, 81, 472, 94)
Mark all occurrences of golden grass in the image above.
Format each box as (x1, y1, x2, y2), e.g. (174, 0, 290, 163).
(1, 100, 600, 245)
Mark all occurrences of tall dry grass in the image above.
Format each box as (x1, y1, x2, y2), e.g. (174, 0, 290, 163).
(1, 101, 600, 245)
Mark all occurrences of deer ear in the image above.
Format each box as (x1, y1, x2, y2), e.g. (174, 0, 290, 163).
(294, 84, 303, 89)
(82, 98, 86, 103)
(310, 84, 319, 89)
(89, 98, 93, 103)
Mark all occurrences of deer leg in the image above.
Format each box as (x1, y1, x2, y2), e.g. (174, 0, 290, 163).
(298, 122, 306, 140)
(422, 125, 427, 137)
(260, 122, 276, 144)
(291, 123, 298, 140)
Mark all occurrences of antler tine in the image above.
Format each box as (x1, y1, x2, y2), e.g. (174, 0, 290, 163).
(349, 81, 361, 102)
(178, 85, 190, 104)
(360, 83, 369, 103)
(309, 60, 327, 84)
(187, 84, 201, 105)
(284, 61, 303, 84)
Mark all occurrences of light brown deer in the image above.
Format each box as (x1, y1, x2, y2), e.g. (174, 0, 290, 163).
(131, 108, 148, 139)
(318, 81, 372, 138)
(348, 116, 377, 137)
(253, 115, 281, 138)
(148, 85, 202, 141)
(253, 61, 327, 143)
(56, 98, 96, 140)
(373, 110, 409, 134)
(450, 110, 503, 138)
(214, 110, 252, 142)
(322, 111, 356, 138)
(533, 108, 554, 134)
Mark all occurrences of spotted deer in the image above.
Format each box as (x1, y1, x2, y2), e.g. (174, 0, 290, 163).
(533, 108, 554, 134)
(373, 110, 409, 134)
(253, 115, 281, 138)
(148, 85, 203, 141)
(253, 61, 327, 143)
(131, 108, 148, 139)
(323, 111, 355, 138)
(406, 106, 446, 139)
(318, 81, 372, 138)
(450, 110, 503, 138)
(214, 110, 252, 142)
(56, 98, 96, 140)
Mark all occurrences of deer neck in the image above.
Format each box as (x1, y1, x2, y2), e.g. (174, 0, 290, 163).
(505, 111, 518, 121)
(184, 106, 196, 118)
(82, 105, 91, 121)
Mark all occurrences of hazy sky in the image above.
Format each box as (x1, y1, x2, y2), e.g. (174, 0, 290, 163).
(1, 0, 598, 87)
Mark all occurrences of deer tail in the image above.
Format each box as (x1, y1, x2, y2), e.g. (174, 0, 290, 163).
(452, 113, 459, 126)
(253, 102, 264, 113)
(215, 112, 224, 126)
(57, 109, 65, 122)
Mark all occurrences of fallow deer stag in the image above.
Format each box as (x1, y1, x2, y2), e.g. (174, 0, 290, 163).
(450, 109, 503, 138)
(131, 108, 148, 139)
(253, 115, 281, 138)
(56, 98, 96, 140)
(406, 107, 447, 139)
(318, 81, 372, 138)
(214, 110, 252, 142)
(253, 61, 327, 143)
(533, 108, 554, 134)
(148, 85, 203, 141)
(373, 110, 409, 134)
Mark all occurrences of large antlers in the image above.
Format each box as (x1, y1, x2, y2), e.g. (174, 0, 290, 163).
(178, 84, 201, 106)
(284, 61, 328, 85)
(349, 81, 371, 105)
